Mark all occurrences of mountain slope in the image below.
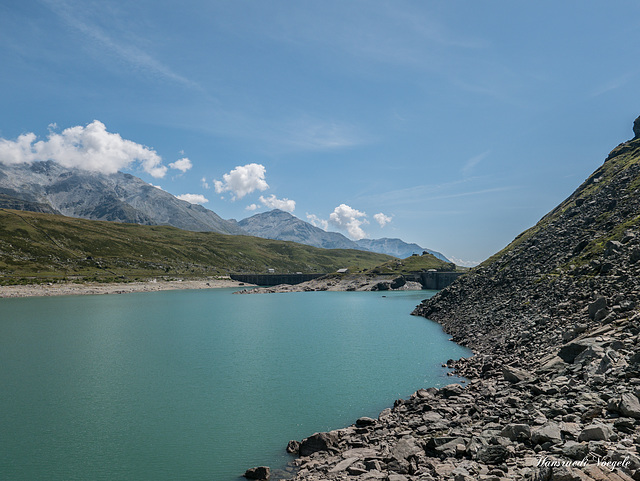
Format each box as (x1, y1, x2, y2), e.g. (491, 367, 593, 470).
(237, 209, 356, 249)
(0, 161, 243, 234)
(414, 117, 640, 362)
(238, 209, 449, 260)
(0, 208, 393, 282)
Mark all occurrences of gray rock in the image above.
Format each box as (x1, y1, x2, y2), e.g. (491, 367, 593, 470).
(577, 423, 613, 442)
(502, 365, 532, 383)
(328, 457, 359, 473)
(299, 432, 339, 456)
(356, 416, 377, 427)
(562, 441, 588, 460)
(243, 466, 270, 480)
(531, 422, 562, 445)
(500, 423, 531, 442)
(618, 392, 640, 419)
(588, 297, 607, 320)
(286, 440, 300, 454)
(439, 383, 465, 397)
(558, 340, 593, 363)
(475, 445, 510, 464)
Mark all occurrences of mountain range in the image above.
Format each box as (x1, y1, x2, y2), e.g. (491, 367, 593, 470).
(0, 161, 447, 260)
(236, 209, 449, 261)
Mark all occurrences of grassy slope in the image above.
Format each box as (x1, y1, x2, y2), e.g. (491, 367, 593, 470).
(0, 209, 393, 284)
(365, 253, 458, 274)
(481, 137, 640, 270)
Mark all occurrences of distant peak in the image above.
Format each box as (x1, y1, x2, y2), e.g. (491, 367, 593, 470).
(634, 115, 640, 139)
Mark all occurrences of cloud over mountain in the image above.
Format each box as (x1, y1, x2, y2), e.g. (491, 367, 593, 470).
(213, 163, 269, 200)
(0, 120, 169, 178)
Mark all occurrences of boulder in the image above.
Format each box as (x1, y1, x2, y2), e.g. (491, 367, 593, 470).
(588, 297, 607, 320)
(531, 422, 562, 446)
(618, 392, 640, 419)
(286, 440, 300, 454)
(562, 441, 589, 460)
(558, 339, 595, 363)
(243, 466, 270, 480)
(577, 423, 613, 442)
(439, 383, 465, 398)
(355, 416, 377, 427)
(500, 423, 531, 442)
(502, 365, 532, 383)
(475, 445, 510, 464)
(299, 431, 339, 456)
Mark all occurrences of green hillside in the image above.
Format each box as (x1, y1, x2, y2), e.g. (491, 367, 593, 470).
(0, 209, 393, 284)
(365, 252, 458, 274)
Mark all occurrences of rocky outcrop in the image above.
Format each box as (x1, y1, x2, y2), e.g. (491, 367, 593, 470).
(236, 274, 423, 294)
(259, 119, 640, 480)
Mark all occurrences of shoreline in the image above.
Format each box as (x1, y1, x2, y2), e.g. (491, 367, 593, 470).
(0, 278, 254, 298)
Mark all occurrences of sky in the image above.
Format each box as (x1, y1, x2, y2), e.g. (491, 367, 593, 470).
(1, 1, 640, 265)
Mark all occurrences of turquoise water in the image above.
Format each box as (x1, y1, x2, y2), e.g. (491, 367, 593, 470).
(0, 288, 470, 481)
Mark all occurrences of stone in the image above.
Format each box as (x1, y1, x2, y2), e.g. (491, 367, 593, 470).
(531, 422, 562, 446)
(440, 383, 465, 397)
(562, 440, 589, 460)
(356, 416, 377, 427)
(500, 423, 531, 442)
(328, 457, 359, 473)
(618, 392, 640, 419)
(577, 423, 613, 442)
(588, 297, 607, 320)
(286, 440, 300, 454)
(299, 432, 339, 456)
(502, 365, 532, 383)
(475, 445, 510, 464)
(558, 340, 592, 363)
(243, 466, 270, 480)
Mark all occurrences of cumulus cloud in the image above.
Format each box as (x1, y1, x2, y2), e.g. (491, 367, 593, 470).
(246, 203, 259, 211)
(169, 157, 192, 172)
(306, 213, 329, 231)
(373, 212, 393, 227)
(259, 194, 296, 213)
(201, 177, 210, 189)
(329, 204, 369, 240)
(213, 163, 269, 200)
(0, 120, 168, 178)
(176, 193, 209, 205)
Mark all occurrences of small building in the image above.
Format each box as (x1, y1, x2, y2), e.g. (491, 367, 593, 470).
(337, 268, 349, 274)
(267, 268, 275, 273)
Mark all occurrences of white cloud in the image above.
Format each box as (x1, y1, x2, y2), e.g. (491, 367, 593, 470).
(259, 194, 296, 213)
(306, 213, 329, 231)
(169, 157, 192, 172)
(150, 184, 164, 190)
(329, 204, 369, 240)
(0, 120, 168, 178)
(214, 163, 269, 200)
(373, 212, 392, 227)
(462, 150, 490, 176)
(176, 193, 209, 205)
(201, 177, 210, 189)
(246, 204, 259, 211)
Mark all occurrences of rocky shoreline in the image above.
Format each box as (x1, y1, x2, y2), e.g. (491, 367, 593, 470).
(0, 277, 251, 298)
(244, 127, 640, 480)
(235, 273, 423, 294)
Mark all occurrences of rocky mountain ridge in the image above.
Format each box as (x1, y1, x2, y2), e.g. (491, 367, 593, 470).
(253, 117, 640, 481)
(0, 161, 244, 234)
(237, 209, 449, 261)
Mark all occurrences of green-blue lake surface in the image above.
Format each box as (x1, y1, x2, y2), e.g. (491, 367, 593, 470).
(0, 288, 470, 480)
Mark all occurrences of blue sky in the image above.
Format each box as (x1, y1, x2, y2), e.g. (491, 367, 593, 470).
(1, 1, 639, 265)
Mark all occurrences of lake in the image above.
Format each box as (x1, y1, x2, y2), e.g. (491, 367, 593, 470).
(0, 288, 471, 480)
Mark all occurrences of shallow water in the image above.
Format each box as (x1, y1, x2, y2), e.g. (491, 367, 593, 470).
(0, 288, 470, 480)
